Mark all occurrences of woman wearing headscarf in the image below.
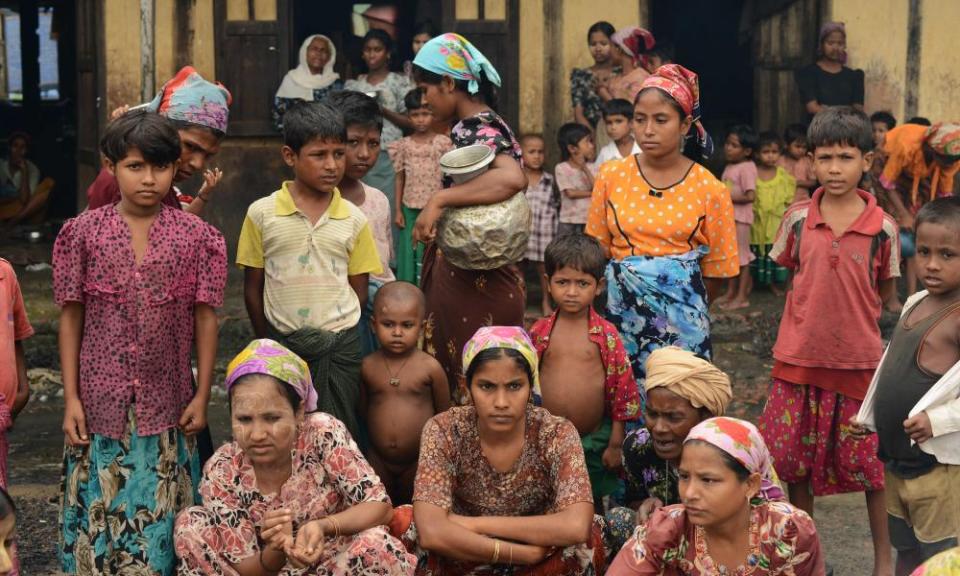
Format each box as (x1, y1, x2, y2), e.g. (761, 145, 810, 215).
(586, 65, 738, 412)
(174, 340, 416, 575)
(410, 33, 528, 402)
(796, 22, 865, 121)
(599, 27, 656, 104)
(608, 417, 824, 575)
(389, 326, 605, 575)
(605, 347, 735, 549)
(273, 34, 343, 131)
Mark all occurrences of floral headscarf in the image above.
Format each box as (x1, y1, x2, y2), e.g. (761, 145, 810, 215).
(819, 21, 847, 64)
(413, 33, 501, 94)
(611, 26, 656, 69)
(685, 417, 786, 502)
(224, 339, 317, 412)
(462, 326, 542, 403)
(147, 66, 232, 134)
(640, 64, 714, 159)
(926, 123, 960, 158)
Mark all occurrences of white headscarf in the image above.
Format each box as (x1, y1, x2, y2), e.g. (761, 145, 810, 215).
(275, 34, 340, 101)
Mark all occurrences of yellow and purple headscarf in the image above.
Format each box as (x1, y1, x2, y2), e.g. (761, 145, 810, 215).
(147, 66, 232, 134)
(412, 33, 501, 95)
(685, 417, 786, 502)
(224, 339, 317, 411)
(462, 326, 541, 403)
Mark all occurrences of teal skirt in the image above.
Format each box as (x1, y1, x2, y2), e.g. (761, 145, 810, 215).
(59, 408, 200, 575)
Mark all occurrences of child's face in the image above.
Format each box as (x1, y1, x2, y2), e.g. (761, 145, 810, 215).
(872, 122, 889, 148)
(757, 143, 781, 169)
(786, 138, 807, 160)
(811, 143, 871, 198)
(176, 126, 221, 183)
(604, 114, 632, 143)
(569, 134, 596, 163)
(408, 107, 433, 134)
(546, 266, 602, 316)
(412, 33, 431, 55)
(282, 137, 346, 194)
(109, 148, 178, 210)
(724, 134, 750, 163)
(916, 221, 960, 296)
(372, 298, 423, 356)
(344, 124, 382, 181)
(520, 138, 545, 171)
(0, 513, 14, 576)
(588, 31, 612, 65)
(417, 78, 457, 123)
(362, 38, 389, 71)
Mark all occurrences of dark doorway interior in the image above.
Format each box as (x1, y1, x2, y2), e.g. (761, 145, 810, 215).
(0, 0, 77, 218)
(651, 0, 753, 140)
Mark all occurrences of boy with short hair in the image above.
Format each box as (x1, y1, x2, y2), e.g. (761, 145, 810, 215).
(360, 281, 450, 505)
(237, 102, 382, 440)
(593, 99, 640, 170)
(858, 195, 960, 574)
(871, 110, 897, 149)
(555, 123, 596, 237)
(758, 106, 898, 576)
(325, 90, 396, 356)
(528, 233, 640, 509)
(520, 133, 560, 317)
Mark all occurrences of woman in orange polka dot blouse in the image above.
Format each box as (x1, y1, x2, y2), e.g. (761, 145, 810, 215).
(585, 64, 738, 414)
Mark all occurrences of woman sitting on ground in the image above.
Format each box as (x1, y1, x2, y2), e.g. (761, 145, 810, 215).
(0, 131, 53, 228)
(390, 326, 605, 574)
(175, 339, 415, 575)
(605, 347, 734, 550)
(608, 417, 824, 575)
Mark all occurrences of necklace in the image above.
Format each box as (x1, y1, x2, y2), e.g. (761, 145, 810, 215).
(382, 355, 411, 387)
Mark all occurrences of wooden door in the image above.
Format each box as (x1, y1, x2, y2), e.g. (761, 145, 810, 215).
(75, 0, 103, 210)
(441, 0, 520, 130)
(214, 0, 289, 136)
(752, 0, 820, 131)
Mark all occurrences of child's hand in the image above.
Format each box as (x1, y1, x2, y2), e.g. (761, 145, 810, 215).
(260, 508, 295, 553)
(847, 420, 874, 437)
(198, 168, 223, 197)
(395, 210, 405, 229)
(178, 396, 208, 436)
(110, 104, 130, 120)
(413, 202, 442, 246)
(602, 444, 623, 472)
(62, 399, 89, 446)
(287, 519, 326, 567)
(904, 412, 934, 444)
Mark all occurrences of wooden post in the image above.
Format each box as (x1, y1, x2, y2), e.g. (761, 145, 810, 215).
(140, 0, 155, 102)
(175, 0, 195, 70)
(904, 0, 922, 118)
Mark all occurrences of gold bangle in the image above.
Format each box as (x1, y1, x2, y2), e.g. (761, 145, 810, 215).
(327, 515, 341, 538)
(508, 543, 513, 565)
(491, 539, 501, 564)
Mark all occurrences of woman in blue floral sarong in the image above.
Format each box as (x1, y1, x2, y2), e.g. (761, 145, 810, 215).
(585, 64, 739, 414)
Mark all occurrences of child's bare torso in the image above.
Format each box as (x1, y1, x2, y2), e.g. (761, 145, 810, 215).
(909, 296, 960, 375)
(538, 318, 606, 435)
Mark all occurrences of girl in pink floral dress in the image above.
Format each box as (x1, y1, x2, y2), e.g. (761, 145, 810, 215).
(175, 339, 415, 575)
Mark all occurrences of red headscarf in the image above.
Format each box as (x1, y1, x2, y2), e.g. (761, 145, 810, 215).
(639, 64, 714, 159)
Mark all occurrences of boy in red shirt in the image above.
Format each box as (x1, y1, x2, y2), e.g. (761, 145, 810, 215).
(0, 258, 32, 489)
(759, 107, 898, 576)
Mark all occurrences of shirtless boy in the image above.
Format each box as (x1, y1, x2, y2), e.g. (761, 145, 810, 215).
(528, 234, 641, 508)
(860, 196, 960, 574)
(360, 281, 450, 504)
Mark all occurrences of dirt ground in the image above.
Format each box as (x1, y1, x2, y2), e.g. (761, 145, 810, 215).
(5, 239, 893, 574)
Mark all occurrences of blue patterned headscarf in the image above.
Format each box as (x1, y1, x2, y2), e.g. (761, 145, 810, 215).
(413, 33, 501, 94)
(147, 66, 232, 134)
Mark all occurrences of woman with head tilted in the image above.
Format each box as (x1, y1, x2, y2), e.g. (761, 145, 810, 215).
(174, 340, 415, 575)
(273, 34, 344, 131)
(608, 417, 824, 575)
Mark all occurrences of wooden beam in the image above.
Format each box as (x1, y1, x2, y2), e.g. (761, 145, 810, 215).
(904, 0, 922, 118)
(19, 0, 40, 120)
(140, 0, 156, 101)
(175, 0, 195, 70)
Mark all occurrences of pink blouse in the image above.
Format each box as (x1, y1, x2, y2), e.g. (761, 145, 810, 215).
(387, 134, 454, 209)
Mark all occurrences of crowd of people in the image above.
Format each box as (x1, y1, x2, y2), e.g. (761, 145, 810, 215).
(1, 16, 960, 576)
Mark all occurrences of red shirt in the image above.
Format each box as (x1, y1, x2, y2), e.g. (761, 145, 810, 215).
(86, 167, 181, 210)
(528, 307, 641, 421)
(769, 188, 899, 391)
(0, 258, 33, 411)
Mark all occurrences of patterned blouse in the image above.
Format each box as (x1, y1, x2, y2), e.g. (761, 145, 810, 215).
(52, 205, 227, 439)
(528, 307, 641, 422)
(413, 405, 594, 516)
(608, 502, 824, 575)
(344, 72, 414, 146)
(622, 427, 679, 505)
(570, 67, 617, 128)
(387, 134, 454, 209)
(524, 171, 560, 261)
(586, 157, 740, 279)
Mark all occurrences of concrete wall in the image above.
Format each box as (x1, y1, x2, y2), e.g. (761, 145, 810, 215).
(916, 0, 960, 121)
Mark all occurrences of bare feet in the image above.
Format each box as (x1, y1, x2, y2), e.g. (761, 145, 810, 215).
(720, 299, 750, 311)
(770, 284, 784, 297)
(712, 293, 734, 308)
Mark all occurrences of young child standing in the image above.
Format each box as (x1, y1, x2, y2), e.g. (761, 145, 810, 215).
(360, 281, 449, 505)
(859, 196, 960, 574)
(0, 258, 31, 490)
(555, 123, 596, 237)
(237, 102, 382, 441)
(759, 107, 898, 576)
(751, 131, 796, 295)
(388, 88, 453, 284)
(55, 111, 227, 575)
(520, 133, 560, 317)
(325, 90, 396, 356)
(779, 123, 819, 202)
(717, 124, 758, 310)
(593, 99, 641, 171)
(871, 111, 897, 149)
(528, 234, 640, 509)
